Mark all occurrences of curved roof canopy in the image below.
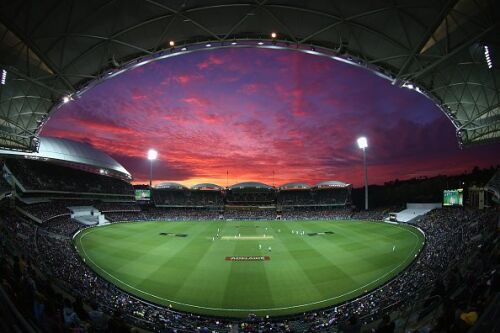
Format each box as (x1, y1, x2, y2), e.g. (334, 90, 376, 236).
(191, 183, 223, 190)
(314, 181, 351, 188)
(155, 182, 188, 190)
(279, 182, 311, 190)
(0, 136, 131, 179)
(0, 0, 499, 151)
(228, 182, 273, 190)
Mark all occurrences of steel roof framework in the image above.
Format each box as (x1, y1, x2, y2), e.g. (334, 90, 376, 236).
(0, 0, 498, 151)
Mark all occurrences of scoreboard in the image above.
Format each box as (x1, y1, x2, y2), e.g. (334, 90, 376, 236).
(443, 188, 463, 206)
(135, 189, 151, 201)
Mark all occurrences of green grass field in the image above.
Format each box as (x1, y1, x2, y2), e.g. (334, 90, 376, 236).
(74, 220, 424, 318)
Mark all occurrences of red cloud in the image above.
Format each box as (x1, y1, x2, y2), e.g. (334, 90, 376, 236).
(182, 96, 211, 108)
(197, 54, 224, 70)
(40, 47, 500, 188)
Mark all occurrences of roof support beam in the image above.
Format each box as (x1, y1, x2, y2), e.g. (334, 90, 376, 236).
(395, 0, 458, 80)
(0, 14, 76, 92)
(408, 23, 497, 80)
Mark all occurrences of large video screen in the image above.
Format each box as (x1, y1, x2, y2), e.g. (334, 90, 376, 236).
(443, 188, 463, 206)
(135, 189, 151, 201)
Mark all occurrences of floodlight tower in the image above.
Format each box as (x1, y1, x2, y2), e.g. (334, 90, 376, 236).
(357, 137, 369, 210)
(147, 149, 158, 187)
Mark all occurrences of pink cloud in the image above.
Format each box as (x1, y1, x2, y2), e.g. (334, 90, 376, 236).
(197, 54, 224, 70)
(40, 47, 500, 188)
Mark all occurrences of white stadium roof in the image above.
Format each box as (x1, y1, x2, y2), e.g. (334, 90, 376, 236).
(155, 182, 188, 190)
(314, 181, 351, 188)
(0, 136, 131, 179)
(279, 182, 311, 190)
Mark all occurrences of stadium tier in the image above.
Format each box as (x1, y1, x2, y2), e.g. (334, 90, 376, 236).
(1, 201, 498, 332)
(278, 181, 351, 208)
(225, 182, 276, 205)
(5, 159, 133, 196)
(153, 182, 224, 208)
(1, 154, 499, 332)
(148, 181, 352, 211)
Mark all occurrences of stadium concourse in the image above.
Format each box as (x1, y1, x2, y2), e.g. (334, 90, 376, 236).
(0, 147, 499, 332)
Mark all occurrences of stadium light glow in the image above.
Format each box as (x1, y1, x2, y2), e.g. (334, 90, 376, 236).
(147, 149, 158, 188)
(357, 137, 368, 149)
(357, 137, 369, 210)
(271, 32, 277, 39)
(484, 45, 493, 69)
(147, 149, 158, 160)
(62, 95, 72, 104)
(169, 40, 175, 47)
(1, 69, 6, 85)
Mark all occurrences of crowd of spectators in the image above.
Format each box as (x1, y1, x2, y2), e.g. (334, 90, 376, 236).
(18, 200, 141, 222)
(106, 207, 221, 222)
(224, 208, 276, 220)
(1, 205, 498, 333)
(40, 216, 85, 237)
(19, 201, 71, 221)
(6, 159, 133, 195)
(280, 207, 353, 220)
(93, 202, 140, 212)
(351, 208, 390, 221)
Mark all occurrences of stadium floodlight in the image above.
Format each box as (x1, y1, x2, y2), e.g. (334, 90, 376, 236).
(357, 137, 368, 149)
(1, 69, 6, 85)
(271, 32, 277, 39)
(357, 137, 369, 210)
(148, 149, 158, 161)
(484, 45, 493, 69)
(169, 40, 175, 47)
(62, 95, 72, 104)
(147, 149, 158, 187)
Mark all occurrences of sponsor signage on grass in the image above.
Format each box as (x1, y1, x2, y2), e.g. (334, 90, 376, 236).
(225, 256, 270, 261)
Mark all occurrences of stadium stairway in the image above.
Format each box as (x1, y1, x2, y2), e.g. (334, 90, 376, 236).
(394, 203, 441, 222)
(69, 206, 108, 225)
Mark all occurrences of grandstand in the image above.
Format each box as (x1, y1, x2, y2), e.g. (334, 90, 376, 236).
(153, 182, 223, 208)
(1, 138, 135, 224)
(225, 182, 276, 205)
(0, 1, 499, 332)
(0, 148, 499, 332)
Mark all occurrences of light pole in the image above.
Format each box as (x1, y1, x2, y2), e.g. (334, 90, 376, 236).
(357, 137, 368, 210)
(147, 149, 158, 187)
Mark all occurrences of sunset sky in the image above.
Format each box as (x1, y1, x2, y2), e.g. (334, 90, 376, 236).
(41, 47, 500, 187)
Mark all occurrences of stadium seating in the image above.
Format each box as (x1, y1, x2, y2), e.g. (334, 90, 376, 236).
(1, 205, 498, 333)
(5, 159, 133, 195)
(153, 188, 223, 207)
